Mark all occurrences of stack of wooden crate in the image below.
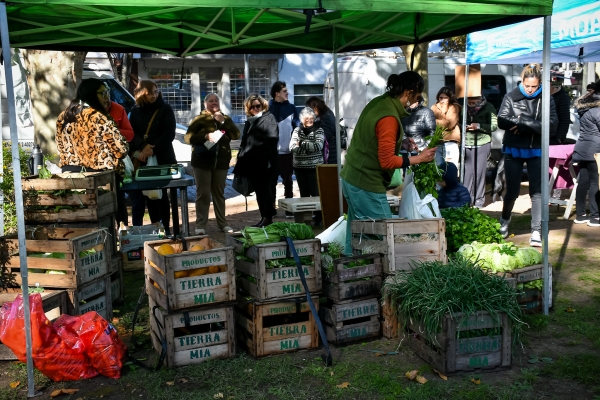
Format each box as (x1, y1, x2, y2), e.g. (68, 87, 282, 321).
(320, 253, 383, 345)
(349, 218, 447, 339)
(502, 264, 553, 313)
(144, 236, 236, 367)
(21, 171, 124, 304)
(227, 234, 322, 358)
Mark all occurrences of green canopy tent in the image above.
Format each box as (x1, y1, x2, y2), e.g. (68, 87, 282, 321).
(0, 0, 553, 396)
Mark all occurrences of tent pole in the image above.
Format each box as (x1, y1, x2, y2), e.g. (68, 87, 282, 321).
(0, 4, 36, 397)
(333, 51, 343, 216)
(541, 15, 551, 316)
(244, 54, 250, 96)
(460, 64, 469, 183)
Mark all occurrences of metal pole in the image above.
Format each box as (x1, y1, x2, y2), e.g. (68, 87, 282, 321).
(0, 55, 3, 236)
(333, 52, 343, 216)
(460, 64, 469, 183)
(0, 4, 36, 396)
(541, 16, 551, 316)
(244, 54, 250, 97)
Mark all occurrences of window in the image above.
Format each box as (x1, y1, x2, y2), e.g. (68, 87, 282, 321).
(147, 67, 192, 125)
(294, 84, 324, 113)
(230, 67, 270, 123)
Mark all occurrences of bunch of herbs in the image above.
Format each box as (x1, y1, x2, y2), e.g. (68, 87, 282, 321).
(409, 124, 446, 199)
(441, 204, 504, 253)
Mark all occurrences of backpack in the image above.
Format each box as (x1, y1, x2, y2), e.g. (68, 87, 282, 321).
(322, 136, 329, 163)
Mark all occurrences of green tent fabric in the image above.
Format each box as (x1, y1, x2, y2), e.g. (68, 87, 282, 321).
(6, 1, 553, 55)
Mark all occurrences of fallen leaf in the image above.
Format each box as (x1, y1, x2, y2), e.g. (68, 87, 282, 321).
(336, 382, 350, 389)
(179, 378, 188, 383)
(566, 307, 576, 313)
(541, 357, 553, 363)
(433, 369, 448, 381)
(330, 371, 334, 376)
(509, 234, 515, 238)
(387, 351, 399, 355)
(166, 381, 175, 386)
(112, 318, 119, 324)
(214, 393, 224, 399)
(528, 358, 539, 364)
(416, 376, 428, 384)
(368, 350, 384, 353)
(137, 358, 147, 361)
(50, 389, 79, 397)
(375, 352, 383, 356)
(9, 381, 20, 389)
(471, 378, 481, 385)
(405, 370, 418, 380)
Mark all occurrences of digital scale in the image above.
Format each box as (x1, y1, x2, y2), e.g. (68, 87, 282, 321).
(135, 164, 184, 181)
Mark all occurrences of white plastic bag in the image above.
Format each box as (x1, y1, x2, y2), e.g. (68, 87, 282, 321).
(142, 155, 163, 200)
(123, 155, 134, 184)
(316, 216, 347, 245)
(399, 172, 441, 220)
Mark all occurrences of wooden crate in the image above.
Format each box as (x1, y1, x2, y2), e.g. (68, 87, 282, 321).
(501, 264, 553, 309)
(350, 219, 446, 273)
(517, 288, 543, 314)
(110, 261, 124, 304)
(145, 236, 236, 313)
(400, 311, 511, 375)
(66, 276, 113, 321)
(22, 171, 117, 223)
(235, 297, 319, 358)
(320, 297, 380, 344)
(226, 234, 322, 301)
(122, 247, 144, 271)
(149, 296, 235, 368)
(323, 254, 382, 302)
(7, 227, 111, 289)
(381, 295, 398, 340)
(0, 290, 69, 360)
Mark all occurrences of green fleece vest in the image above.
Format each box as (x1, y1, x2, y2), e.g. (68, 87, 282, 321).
(340, 93, 408, 193)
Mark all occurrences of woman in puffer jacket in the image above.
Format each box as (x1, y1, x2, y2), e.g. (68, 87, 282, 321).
(401, 96, 436, 150)
(496, 63, 558, 247)
(572, 82, 600, 227)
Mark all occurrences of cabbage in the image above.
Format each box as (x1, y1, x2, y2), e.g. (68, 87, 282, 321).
(457, 241, 541, 272)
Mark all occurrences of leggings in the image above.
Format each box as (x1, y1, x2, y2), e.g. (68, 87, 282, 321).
(501, 154, 541, 233)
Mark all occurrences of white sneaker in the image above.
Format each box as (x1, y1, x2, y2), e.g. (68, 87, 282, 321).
(194, 228, 206, 235)
(499, 217, 511, 238)
(530, 231, 542, 247)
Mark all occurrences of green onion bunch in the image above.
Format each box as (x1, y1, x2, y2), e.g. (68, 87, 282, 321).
(383, 256, 524, 346)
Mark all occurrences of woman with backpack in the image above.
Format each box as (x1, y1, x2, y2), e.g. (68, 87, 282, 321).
(306, 96, 337, 164)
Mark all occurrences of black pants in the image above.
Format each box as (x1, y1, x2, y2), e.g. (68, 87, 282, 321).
(294, 167, 322, 222)
(274, 153, 294, 199)
(249, 170, 277, 219)
(502, 154, 541, 232)
(130, 189, 171, 230)
(575, 160, 600, 219)
(464, 143, 491, 208)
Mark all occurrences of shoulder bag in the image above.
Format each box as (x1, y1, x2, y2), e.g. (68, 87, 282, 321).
(133, 109, 159, 171)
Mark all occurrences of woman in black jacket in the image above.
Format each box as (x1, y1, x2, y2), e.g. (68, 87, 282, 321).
(572, 83, 600, 226)
(128, 79, 177, 232)
(497, 63, 558, 246)
(233, 94, 279, 227)
(306, 96, 337, 164)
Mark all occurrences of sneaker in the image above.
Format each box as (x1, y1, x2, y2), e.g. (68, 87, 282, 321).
(285, 211, 294, 218)
(194, 228, 206, 235)
(587, 218, 600, 227)
(574, 215, 590, 224)
(530, 231, 542, 247)
(499, 217, 511, 238)
(220, 226, 234, 233)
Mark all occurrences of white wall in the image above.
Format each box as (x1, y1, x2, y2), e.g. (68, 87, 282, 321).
(279, 53, 333, 103)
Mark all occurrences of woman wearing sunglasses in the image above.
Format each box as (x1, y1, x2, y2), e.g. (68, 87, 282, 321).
(233, 94, 279, 227)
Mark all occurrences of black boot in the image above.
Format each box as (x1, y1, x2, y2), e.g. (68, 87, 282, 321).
(261, 217, 273, 227)
(253, 218, 265, 227)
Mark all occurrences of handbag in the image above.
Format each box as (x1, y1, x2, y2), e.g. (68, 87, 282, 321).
(232, 175, 254, 197)
(133, 109, 159, 171)
(141, 155, 163, 200)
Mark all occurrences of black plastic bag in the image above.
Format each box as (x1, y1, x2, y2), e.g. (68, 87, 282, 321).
(233, 175, 254, 196)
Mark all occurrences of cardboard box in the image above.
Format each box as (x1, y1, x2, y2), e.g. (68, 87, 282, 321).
(455, 65, 482, 98)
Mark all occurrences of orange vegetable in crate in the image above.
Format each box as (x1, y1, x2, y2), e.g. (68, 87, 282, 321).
(208, 266, 220, 274)
(156, 244, 176, 255)
(188, 268, 208, 277)
(189, 244, 205, 252)
(218, 265, 227, 272)
(174, 270, 188, 279)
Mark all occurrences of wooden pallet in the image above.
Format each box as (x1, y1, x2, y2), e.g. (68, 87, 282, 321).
(226, 234, 322, 301)
(323, 254, 382, 302)
(66, 276, 113, 321)
(0, 290, 69, 360)
(320, 297, 380, 344)
(22, 171, 117, 223)
(235, 297, 319, 358)
(6, 227, 111, 289)
(145, 236, 236, 313)
(350, 219, 446, 273)
(149, 296, 235, 367)
(400, 311, 511, 375)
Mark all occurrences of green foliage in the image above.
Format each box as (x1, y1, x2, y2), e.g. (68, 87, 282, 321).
(409, 125, 446, 199)
(240, 222, 315, 248)
(441, 205, 504, 253)
(440, 35, 467, 53)
(1, 145, 29, 234)
(458, 242, 542, 273)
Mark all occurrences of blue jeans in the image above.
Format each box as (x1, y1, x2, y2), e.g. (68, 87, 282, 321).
(342, 179, 392, 256)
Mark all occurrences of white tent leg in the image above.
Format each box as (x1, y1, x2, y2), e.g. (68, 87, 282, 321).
(542, 15, 551, 316)
(460, 65, 470, 183)
(333, 52, 343, 216)
(0, 3, 36, 397)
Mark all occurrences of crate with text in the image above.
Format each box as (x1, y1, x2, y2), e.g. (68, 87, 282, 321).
(145, 236, 235, 313)
(120, 224, 162, 271)
(0, 290, 69, 360)
(149, 296, 235, 368)
(6, 227, 110, 289)
(322, 253, 382, 302)
(22, 171, 117, 223)
(350, 219, 446, 273)
(66, 276, 112, 320)
(320, 297, 380, 344)
(234, 296, 319, 358)
(400, 310, 512, 375)
(226, 234, 322, 302)
(502, 264, 553, 309)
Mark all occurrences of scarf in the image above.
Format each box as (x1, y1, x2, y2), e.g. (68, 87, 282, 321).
(301, 124, 316, 135)
(466, 95, 487, 118)
(247, 112, 262, 124)
(518, 83, 542, 99)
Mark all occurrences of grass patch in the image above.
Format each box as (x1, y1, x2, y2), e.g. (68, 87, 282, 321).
(540, 353, 600, 388)
(579, 273, 600, 285)
(550, 298, 600, 348)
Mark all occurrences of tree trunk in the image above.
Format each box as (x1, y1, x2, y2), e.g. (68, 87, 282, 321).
(121, 53, 133, 91)
(400, 43, 430, 106)
(22, 50, 86, 157)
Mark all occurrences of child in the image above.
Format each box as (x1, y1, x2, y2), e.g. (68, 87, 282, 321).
(437, 162, 471, 208)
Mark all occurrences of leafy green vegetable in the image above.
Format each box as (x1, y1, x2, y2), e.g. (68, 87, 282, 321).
(409, 125, 446, 200)
(441, 205, 504, 253)
(265, 256, 313, 269)
(458, 242, 542, 272)
(321, 241, 344, 274)
(241, 222, 314, 248)
(523, 279, 543, 291)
